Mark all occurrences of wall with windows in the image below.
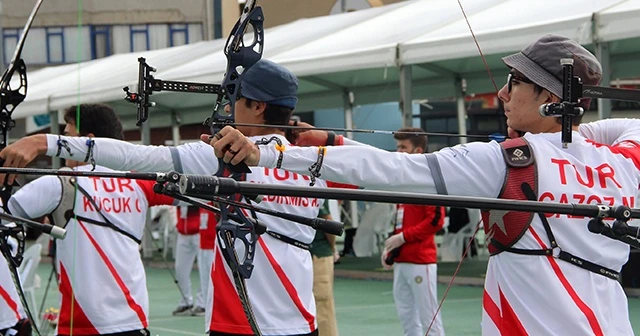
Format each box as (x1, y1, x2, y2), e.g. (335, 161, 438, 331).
(1, 0, 226, 67)
(2, 23, 203, 66)
(1, 0, 410, 67)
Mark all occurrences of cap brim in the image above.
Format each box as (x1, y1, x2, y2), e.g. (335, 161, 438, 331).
(502, 52, 562, 98)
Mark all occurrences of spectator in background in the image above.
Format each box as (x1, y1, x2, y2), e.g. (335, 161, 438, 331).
(310, 201, 339, 336)
(382, 127, 446, 336)
(339, 201, 356, 257)
(173, 205, 204, 316)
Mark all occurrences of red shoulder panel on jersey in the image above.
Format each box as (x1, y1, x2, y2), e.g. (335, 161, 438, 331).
(587, 139, 640, 170)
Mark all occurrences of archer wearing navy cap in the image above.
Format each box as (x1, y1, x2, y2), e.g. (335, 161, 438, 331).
(226, 59, 299, 137)
(0, 58, 330, 335)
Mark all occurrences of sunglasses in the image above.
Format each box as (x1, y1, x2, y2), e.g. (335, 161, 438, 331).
(507, 71, 534, 93)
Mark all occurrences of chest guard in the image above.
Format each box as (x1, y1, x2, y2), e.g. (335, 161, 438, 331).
(481, 138, 537, 255)
(479, 138, 621, 281)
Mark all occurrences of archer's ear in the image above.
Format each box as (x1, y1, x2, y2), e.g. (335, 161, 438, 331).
(547, 92, 561, 104)
(254, 101, 267, 116)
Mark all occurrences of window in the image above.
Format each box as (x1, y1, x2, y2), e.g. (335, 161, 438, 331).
(214, 0, 223, 39)
(90, 25, 112, 59)
(130, 24, 149, 52)
(45, 27, 65, 63)
(3, 28, 20, 65)
(169, 24, 189, 47)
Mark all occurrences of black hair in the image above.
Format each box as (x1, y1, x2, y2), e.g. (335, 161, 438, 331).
(63, 104, 125, 140)
(244, 98, 294, 125)
(393, 127, 427, 152)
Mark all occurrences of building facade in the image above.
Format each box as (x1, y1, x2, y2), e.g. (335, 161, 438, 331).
(1, 0, 401, 68)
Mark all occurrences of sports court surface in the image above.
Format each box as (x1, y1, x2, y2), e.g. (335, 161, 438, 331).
(31, 259, 640, 336)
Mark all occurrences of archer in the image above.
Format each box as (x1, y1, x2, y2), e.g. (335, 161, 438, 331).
(208, 34, 640, 336)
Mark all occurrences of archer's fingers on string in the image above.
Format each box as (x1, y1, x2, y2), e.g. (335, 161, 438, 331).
(201, 133, 213, 143)
(212, 134, 233, 158)
(223, 147, 237, 164)
(229, 147, 247, 166)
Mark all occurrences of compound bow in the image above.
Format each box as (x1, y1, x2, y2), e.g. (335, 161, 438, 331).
(0, 1, 54, 335)
(124, 2, 271, 332)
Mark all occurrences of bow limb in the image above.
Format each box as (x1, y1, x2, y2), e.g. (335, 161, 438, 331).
(0, 1, 47, 334)
(207, 0, 265, 333)
(0, 213, 65, 336)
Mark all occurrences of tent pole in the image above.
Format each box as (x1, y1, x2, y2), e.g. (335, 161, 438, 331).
(141, 118, 151, 145)
(171, 110, 181, 145)
(595, 42, 612, 119)
(342, 89, 359, 234)
(399, 64, 413, 127)
(456, 77, 468, 144)
(50, 109, 61, 169)
(592, 13, 612, 120)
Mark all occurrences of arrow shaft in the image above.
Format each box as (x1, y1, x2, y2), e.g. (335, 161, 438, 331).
(0, 167, 164, 181)
(212, 122, 501, 139)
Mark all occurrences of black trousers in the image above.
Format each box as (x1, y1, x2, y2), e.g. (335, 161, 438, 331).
(341, 228, 357, 255)
(209, 329, 318, 336)
(58, 329, 149, 336)
(0, 318, 31, 336)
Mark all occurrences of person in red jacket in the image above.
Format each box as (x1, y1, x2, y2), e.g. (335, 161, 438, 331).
(382, 127, 446, 336)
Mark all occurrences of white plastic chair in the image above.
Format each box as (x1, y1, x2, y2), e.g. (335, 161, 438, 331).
(440, 209, 482, 262)
(353, 203, 395, 257)
(18, 243, 42, 327)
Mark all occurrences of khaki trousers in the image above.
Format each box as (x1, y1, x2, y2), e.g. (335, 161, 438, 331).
(312, 255, 338, 336)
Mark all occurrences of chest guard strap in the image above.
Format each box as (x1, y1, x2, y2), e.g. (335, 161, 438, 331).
(483, 138, 620, 281)
(53, 172, 140, 244)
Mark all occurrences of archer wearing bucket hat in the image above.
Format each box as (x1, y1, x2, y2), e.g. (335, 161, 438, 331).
(0, 57, 329, 336)
(240, 59, 299, 110)
(499, 34, 602, 135)
(222, 58, 300, 138)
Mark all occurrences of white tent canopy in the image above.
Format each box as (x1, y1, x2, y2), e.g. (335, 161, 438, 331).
(13, 0, 640, 130)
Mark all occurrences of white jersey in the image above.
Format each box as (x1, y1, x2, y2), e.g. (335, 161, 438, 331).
(45, 134, 326, 335)
(255, 119, 640, 336)
(8, 164, 175, 335)
(0, 254, 26, 330)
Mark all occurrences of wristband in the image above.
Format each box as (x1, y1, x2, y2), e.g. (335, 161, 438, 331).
(326, 131, 336, 146)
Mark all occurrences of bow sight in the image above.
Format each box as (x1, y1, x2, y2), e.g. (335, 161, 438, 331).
(123, 57, 222, 126)
(539, 58, 640, 148)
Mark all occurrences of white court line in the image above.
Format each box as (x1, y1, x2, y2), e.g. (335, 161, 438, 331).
(336, 298, 482, 311)
(148, 316, 203, 323)
(149, 326, 203, 336)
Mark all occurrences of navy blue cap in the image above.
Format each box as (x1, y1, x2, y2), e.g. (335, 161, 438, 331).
(240, 59, 298, 109)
